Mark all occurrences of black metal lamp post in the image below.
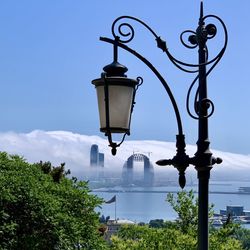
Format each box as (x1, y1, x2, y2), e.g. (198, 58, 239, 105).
(92, 2, 227, 249)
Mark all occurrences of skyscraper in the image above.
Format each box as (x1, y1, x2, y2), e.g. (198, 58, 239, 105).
(99, 153, 104, 167)
(90, 144, 99, 166)
(90, 144, 105, 167)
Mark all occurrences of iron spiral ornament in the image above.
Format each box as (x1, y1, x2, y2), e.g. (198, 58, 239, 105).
(111, 16, 158, 44)
(181, 15, 228, 120)
(100, 12, 228, 135)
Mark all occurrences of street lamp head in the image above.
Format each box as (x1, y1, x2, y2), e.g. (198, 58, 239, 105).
(92, 65, 139, 134)
(92, 58, 141, 155)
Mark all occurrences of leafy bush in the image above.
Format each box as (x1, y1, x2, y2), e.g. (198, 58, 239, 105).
(0, 152, 108, 250)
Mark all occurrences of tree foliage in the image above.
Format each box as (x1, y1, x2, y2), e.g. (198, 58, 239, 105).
(35, 161, 71, 183)
(149, 219, 165, 228)
(0, 152, 247, 250)
(232, 226, 250, 249)
(209, 223, 243, 250)
(166, 190, 214, 234)
(0, 152, 108, 250)
(110, 223, 243, 250)
(110, 225, 196, 250)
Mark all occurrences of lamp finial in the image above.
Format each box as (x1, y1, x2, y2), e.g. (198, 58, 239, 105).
(200, 0, 204, 20)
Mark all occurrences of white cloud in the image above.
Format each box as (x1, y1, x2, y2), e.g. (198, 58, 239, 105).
(0, 130, 249, 180)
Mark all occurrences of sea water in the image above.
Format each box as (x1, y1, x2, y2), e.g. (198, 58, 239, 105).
(94, 180, 250, 229)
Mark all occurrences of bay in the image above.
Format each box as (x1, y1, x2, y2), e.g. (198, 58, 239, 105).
(94, 180, 250, 229)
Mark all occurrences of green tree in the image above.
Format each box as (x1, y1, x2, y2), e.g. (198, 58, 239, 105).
(0, 152, 108, 250)
(110, 224, 243, 250)
(35, 161, 71, 183)
(234, 227, 250, 249)
(149, 219, 165, 228)
(166, 190, 214, 234)
(110, 225, 196, 250)
(166, 190, 243, 249)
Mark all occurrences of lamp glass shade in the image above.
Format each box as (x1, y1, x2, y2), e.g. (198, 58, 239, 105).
(92, 77, 138, 133)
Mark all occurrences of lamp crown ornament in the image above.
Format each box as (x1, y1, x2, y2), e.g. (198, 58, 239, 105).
(103, 61, 128, 77)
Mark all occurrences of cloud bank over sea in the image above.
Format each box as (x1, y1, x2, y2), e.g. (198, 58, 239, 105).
(0, 130, 249, 181)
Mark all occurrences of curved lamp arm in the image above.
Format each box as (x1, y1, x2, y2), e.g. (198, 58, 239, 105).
(100, 37, 184, 137)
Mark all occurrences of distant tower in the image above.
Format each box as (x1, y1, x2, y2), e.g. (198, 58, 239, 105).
(99, 153, 104, 167)
(143, 156, 154, 185)
(90, 144, 99, 166)
(90, 144, 105, 167)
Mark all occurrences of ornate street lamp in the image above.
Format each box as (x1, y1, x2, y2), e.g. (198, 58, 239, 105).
(92, 2, 227, 249)
(92, 37, 142, 156)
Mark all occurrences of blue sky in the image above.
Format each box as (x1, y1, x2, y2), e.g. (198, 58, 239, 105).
(0, 1, 249, 155)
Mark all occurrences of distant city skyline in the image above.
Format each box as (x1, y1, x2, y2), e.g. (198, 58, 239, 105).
(0, 130, 249, 183)
(88, 144, 155, 187)
(0, 1, 250, 154)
